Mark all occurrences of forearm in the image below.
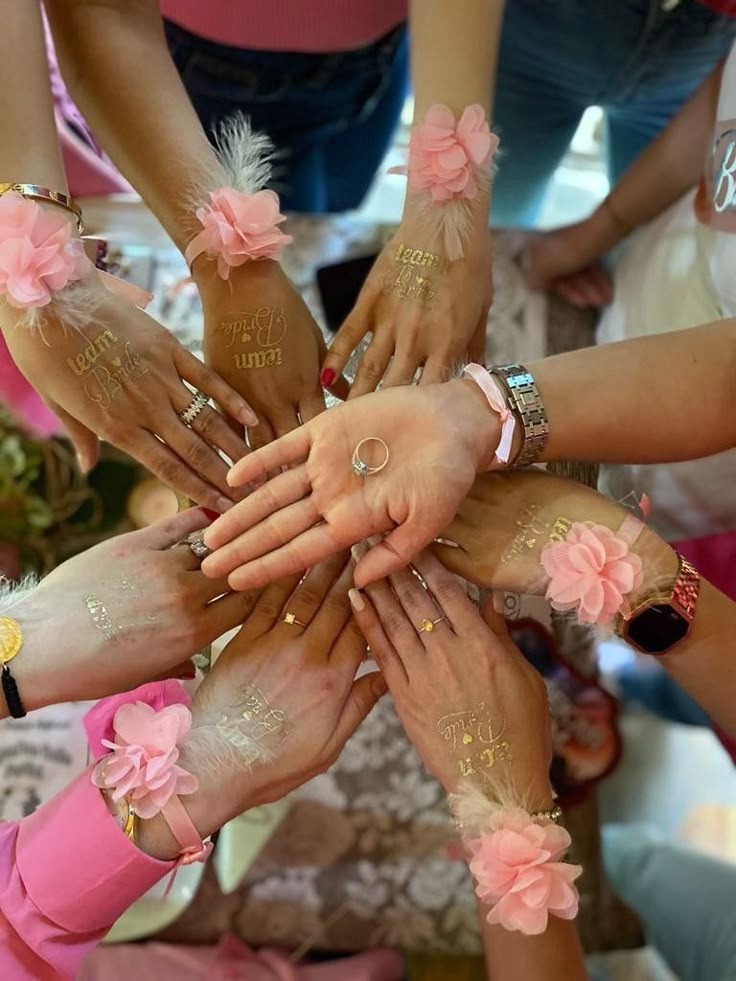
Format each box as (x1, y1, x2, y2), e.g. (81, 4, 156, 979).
(591, 60, 723, 245)
(407, 0, 503, 222)
(0, 2, 66, 189)
(45, 0, 221, 254)
(481, 907, 587, 981)
(528, 319, 736, 464)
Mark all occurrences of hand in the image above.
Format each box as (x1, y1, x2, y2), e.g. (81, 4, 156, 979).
(174, 554, 386, 840)
(523, 214, 615, 309)
(350, 549, 553, 806)
(3, 289, 255, 510)
(433, 469, 677, 595)
(201, 379, 500, 590)
(10, 508, 256, 712)
(197, 259, 347, 448)
(321, 213, 492, 397)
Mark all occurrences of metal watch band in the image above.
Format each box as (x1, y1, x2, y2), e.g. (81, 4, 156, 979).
(490, 363, 549, 467)
(673, 555, 700, 622)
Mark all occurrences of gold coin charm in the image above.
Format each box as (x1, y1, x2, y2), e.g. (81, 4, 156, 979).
(0, 616, 23, 665)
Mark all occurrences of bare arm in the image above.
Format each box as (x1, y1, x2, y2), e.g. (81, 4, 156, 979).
(44, 0, 219, 254)
(481, 910, 587, 981)
(0, 2, 67, 188)
(529, 319, 736, 463)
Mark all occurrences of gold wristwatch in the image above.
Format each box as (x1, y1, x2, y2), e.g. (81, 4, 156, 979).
(615, 554, 700, 655)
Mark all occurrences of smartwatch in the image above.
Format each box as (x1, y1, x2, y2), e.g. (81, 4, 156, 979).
(615, 554, 700, 655)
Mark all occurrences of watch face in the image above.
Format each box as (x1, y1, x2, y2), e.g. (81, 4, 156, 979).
(626, 603, 690, 654)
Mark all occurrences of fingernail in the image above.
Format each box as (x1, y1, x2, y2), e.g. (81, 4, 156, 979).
(351, 542, 367, 563)
(217, 496, 233, 512)
(320, 367, 336, 388)
(348, 588, 365, 612)
(240, 405, 259, 427)
(201, 507, 220, 521)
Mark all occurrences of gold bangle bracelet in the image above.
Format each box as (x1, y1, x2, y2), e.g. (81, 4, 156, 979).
(0, 183, 84, 234)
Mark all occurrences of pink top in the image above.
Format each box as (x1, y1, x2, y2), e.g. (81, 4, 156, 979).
(0, 769, 173, 980)
(158, 0, 406, 52)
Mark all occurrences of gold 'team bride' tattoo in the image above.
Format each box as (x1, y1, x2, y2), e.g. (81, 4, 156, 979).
(66, 328, 149, 411)
(381, 243, 447, 304)
(501, 504, 573, 565)
(216, 684, 292, 767)
(219, 305, 287, 370)
(395, 243, 446, 271)
(437, 703, 512, 778)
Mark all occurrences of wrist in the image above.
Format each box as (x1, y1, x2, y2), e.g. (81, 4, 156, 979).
(458, 377, 501, 472)
(0, 588, 61, 718)
(589, 197, 631, 253)
(629, 526, 680, 607)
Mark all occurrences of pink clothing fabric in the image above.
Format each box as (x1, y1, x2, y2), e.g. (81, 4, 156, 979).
(80, 934, 405, 980)
(158, 0, 406, 52)
(0, 770, 174, 980)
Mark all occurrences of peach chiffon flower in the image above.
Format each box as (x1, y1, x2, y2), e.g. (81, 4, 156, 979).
(468, 807, 581, 935)
(0, 191, 90, 308)
(541, 521, 644, 624)
(406, 104, 497, 202)
(191, 187, 292, 279)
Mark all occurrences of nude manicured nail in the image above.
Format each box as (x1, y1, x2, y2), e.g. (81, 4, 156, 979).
(349, 588, 365, 612)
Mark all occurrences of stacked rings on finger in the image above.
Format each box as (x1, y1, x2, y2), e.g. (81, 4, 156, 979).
(351, 437, 390, 477)
(179, 391, 210, 426)
(189, 534, 212, 560)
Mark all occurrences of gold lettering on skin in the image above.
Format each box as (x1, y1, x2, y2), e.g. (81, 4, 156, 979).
(219, 306, 287, 369)
(501, 505, 573, 565)
(216, 684, 292, 767)
(437, 704, 512, 777)
(395, 243, 446, 271)
(381, 263, 437, 303)
(65, 329, 118, 376)
(82, 343, 149, 410)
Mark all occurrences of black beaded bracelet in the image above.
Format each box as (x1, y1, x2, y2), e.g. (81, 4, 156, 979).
(2, 663, 25, 718)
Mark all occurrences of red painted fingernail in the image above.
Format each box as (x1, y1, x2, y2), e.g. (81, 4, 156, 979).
(201, 507, 220, 520)
(320, 367, 336, 388)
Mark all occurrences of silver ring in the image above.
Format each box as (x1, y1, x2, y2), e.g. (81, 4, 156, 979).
(283, 612, 308, 627)
(351, 437, 390, 477)
(189, 535, 211, 560)
(179, 391, 210, 426)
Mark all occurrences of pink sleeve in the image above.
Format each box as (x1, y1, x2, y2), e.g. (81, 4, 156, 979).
(0, 766, 175, 980)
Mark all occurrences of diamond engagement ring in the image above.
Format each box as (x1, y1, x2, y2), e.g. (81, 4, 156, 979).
(179, 391, 210, 426)
(351, 437, 390, 477)
(283, 612, 308, 627)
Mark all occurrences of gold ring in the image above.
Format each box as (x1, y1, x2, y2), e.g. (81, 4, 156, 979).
(351, 437, 390, 477)
(283, 612, 308, 627)
(418, 617, 445, 634)
(179, 391, 210, 426)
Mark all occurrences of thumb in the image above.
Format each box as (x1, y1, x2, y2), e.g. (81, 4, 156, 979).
(353, 524, 423, 588)
(54, 405, 100, 474)
(330, 672, 387, 748)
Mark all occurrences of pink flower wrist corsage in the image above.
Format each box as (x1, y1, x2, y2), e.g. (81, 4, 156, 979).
(185, 186, 291, 279)
(0, 191, 91, 312)
(466, 806, 582, 935)
(91, 689, 211, 866)
(541, 515, 644, 625)
(389, 104, 499, 260)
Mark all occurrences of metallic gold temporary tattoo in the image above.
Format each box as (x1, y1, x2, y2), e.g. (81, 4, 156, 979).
(501, 505, 573, 564)
(65, 329, 118, 377)
(219, 305, 287, 370)
(381, 263, 437, 303)
(438, 703, 512, 777)
(84, 595, 117, 641)
(80, 343, 149, 410)
(216, 684, 292, 767)
(395, 243, 445, 271)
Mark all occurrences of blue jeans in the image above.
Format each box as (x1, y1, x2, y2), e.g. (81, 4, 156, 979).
(491, 0, 736, 226)
(164, 21, 408, 213)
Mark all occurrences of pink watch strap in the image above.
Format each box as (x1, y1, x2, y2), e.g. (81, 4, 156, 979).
(462, 363, 517, 469)
(160, 795, 212, 866)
